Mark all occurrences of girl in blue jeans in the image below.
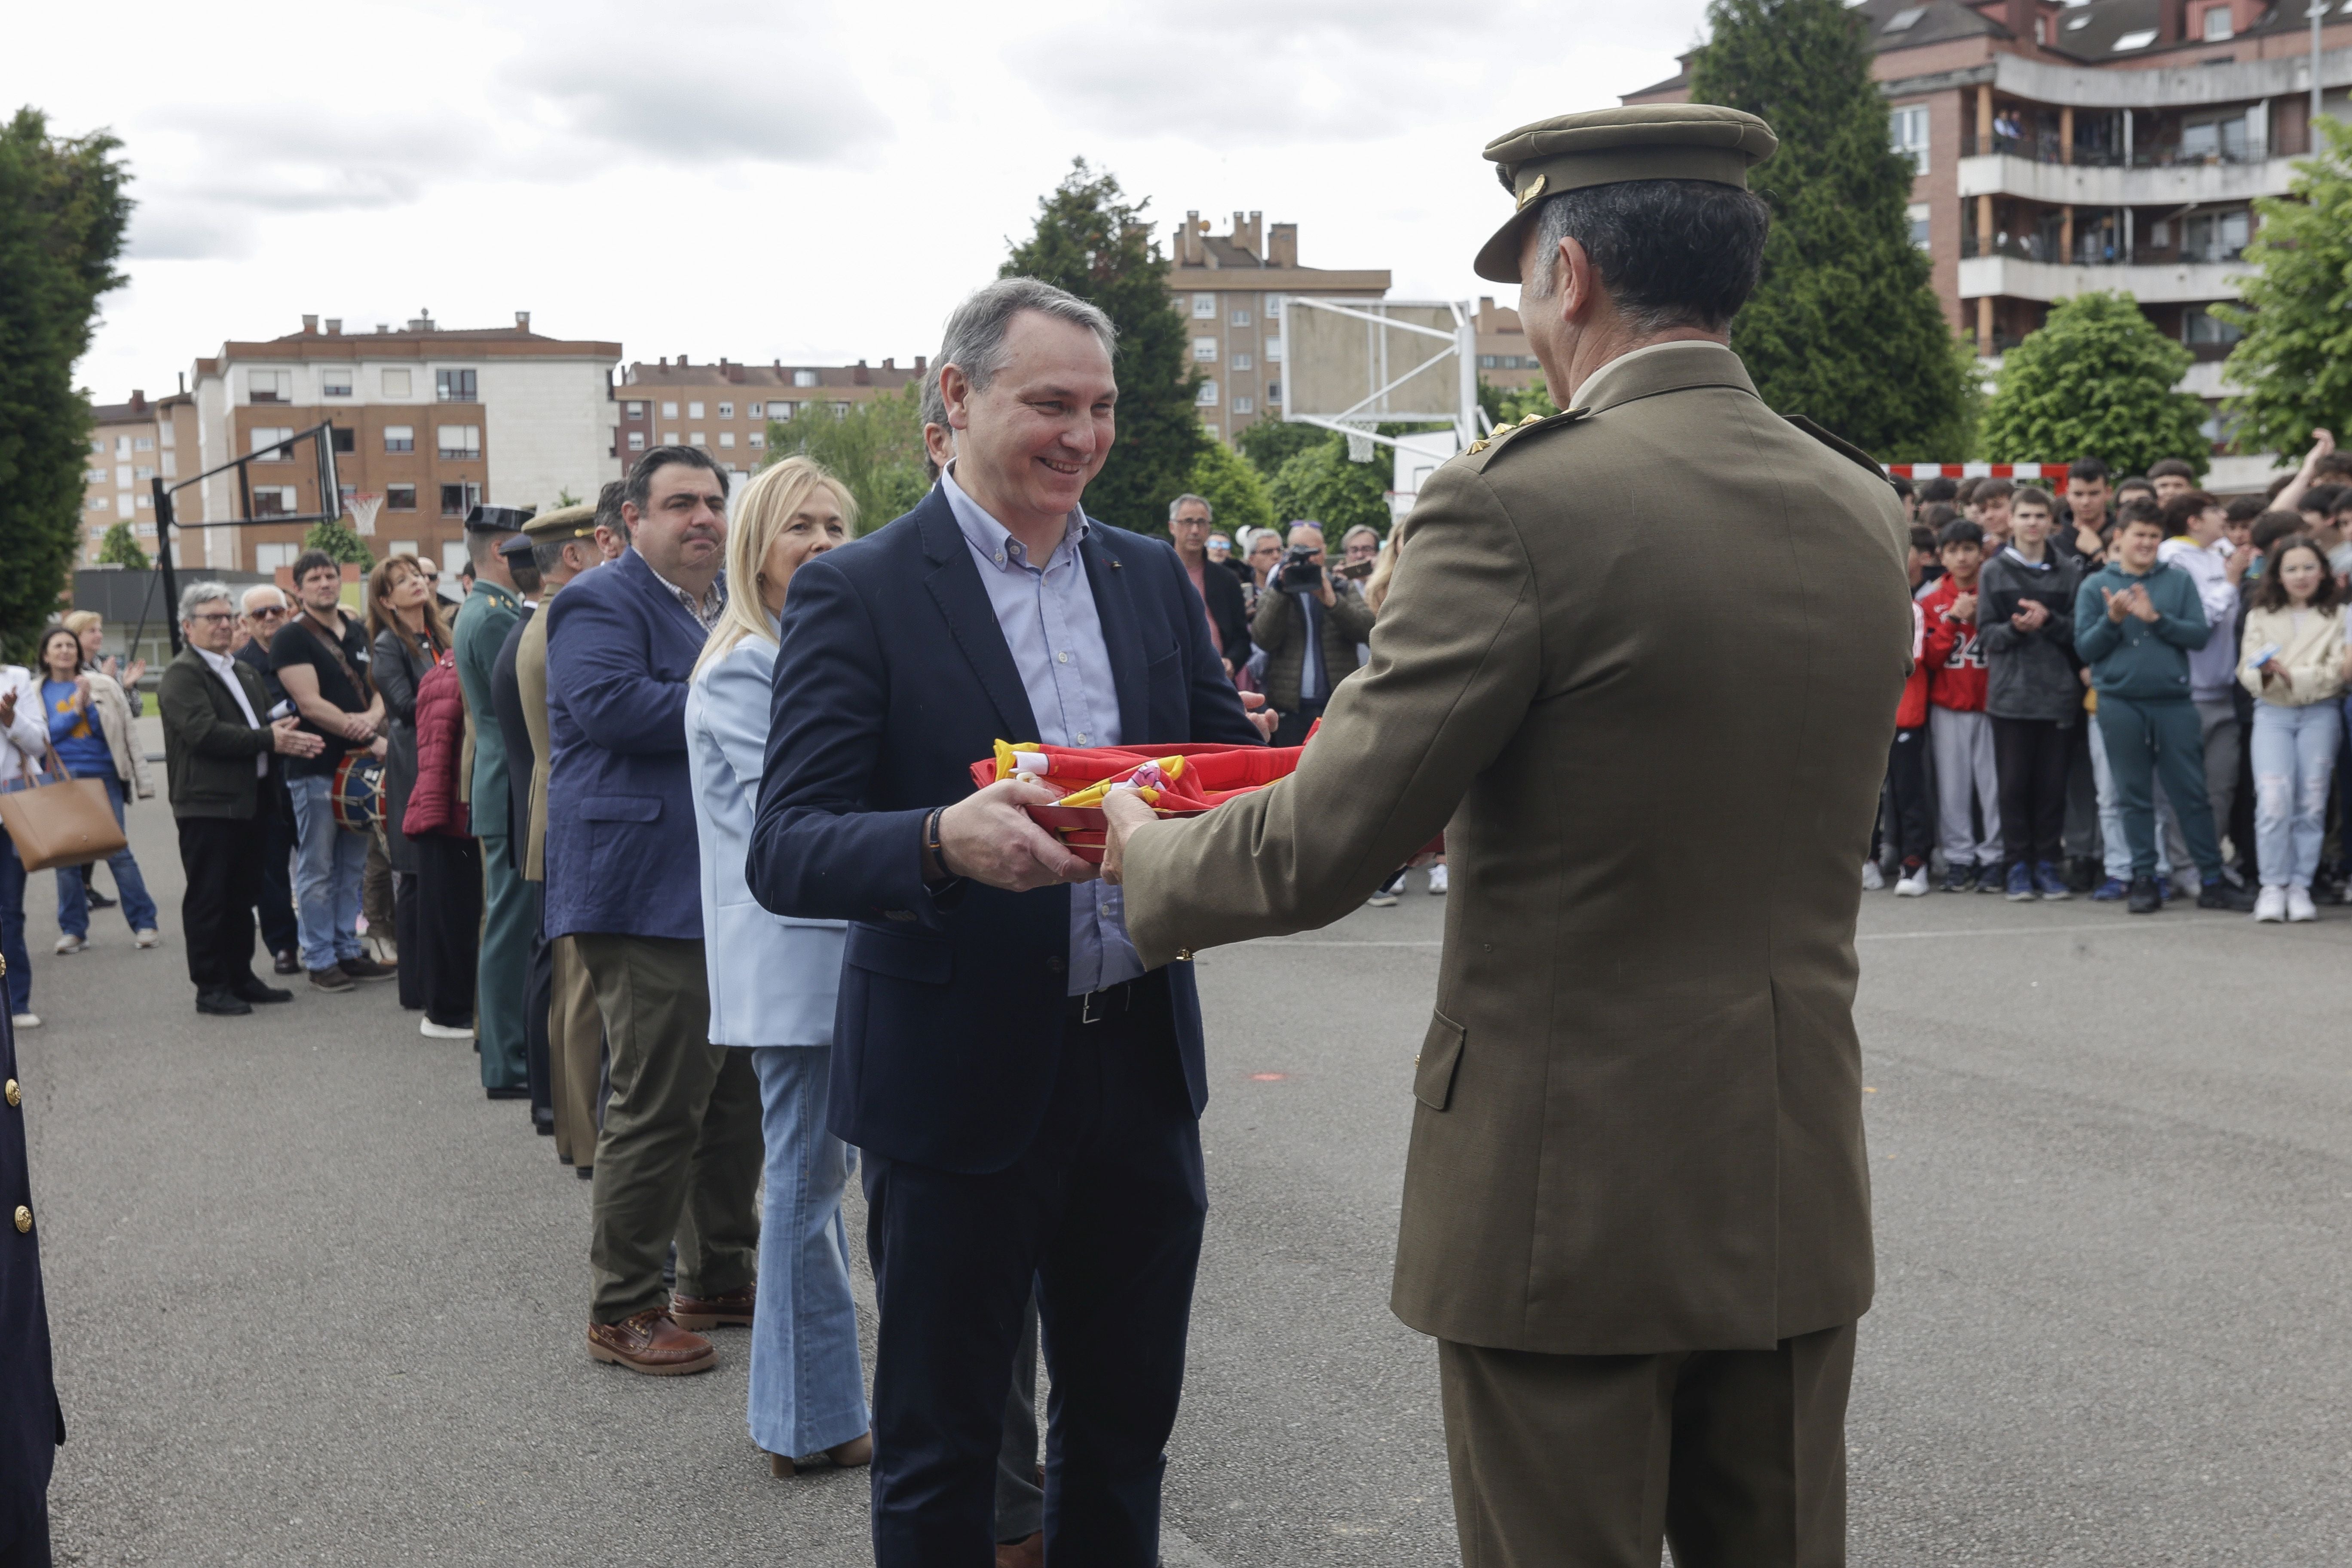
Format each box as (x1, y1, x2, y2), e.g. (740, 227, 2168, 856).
(2238, 540, 2346, 923)
(35, 629, 159, 953)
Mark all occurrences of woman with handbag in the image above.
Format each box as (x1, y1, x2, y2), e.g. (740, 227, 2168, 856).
(36, 628, 160, 956)
(0, 663, 45, 1028)
(367, 556, 459, 1027)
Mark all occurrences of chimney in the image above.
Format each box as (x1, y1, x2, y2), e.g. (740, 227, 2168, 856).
(514, 310, 531, 331)
(914, 355, 927, 374)
(324, 318, 342, 334)
(2157, 0, 2188, 43)
(178, 371, 186, 395)
(376, 323, 390, 333)
(853, 360, 872, 386)
(1268, 222, 1298, 268)
(301, 314, 318, 334)
(1179, 210, 1203, 266)
(658, 356, 668, 368)
(130, 389, 146, 413)
(882, 357, 896, 372)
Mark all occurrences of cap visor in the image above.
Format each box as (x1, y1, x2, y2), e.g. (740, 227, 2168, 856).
(1475, 210, 1531, 284)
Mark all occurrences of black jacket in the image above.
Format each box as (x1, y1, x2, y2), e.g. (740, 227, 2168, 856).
(0, 1004, 63, 1557)
(158, 647, 277, 819)
(1979, 547, 2085, 723)
(1194, 554, 1253, 669)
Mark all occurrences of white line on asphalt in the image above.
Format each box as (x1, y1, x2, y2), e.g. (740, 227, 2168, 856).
(1253, 940, 1442, 948)
(1253, 917, 2261, 952)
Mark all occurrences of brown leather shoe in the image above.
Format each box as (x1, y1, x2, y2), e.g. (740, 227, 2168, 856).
(586, 1309, 714, 1375)
(996, 1531, 1044, 1568)
(671, 1283, 754, 1329)
(340, 956, 396, 981)
(766, 1430, 873, 1479)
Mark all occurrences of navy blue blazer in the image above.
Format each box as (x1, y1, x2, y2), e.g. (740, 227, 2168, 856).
(543, 549, 716, 943)
(747, 487, 1262, 1174)
(0, 1006, 61, 1556)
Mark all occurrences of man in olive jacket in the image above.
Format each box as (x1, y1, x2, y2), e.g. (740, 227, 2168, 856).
(1104, 107, 1910, 1566)
(158, 583, 322, 1015)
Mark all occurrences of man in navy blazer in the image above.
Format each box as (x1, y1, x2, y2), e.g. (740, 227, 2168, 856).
(546, 446, 762, 1378)
(750, 279, 1268, 1565)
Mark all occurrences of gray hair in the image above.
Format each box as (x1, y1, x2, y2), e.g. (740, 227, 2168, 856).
(936, 277, 1117, 395)
(1341, 524, 1381, 547)
(1520, 180, 1770, 335)
(1168, 493, 1213, 523)
(179, 581, 234, 621)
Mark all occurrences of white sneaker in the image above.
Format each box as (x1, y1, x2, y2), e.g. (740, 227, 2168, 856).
(419, 1017, 474, 1040)
(1895, 865, 1930, 897)
(1862, 861, 1885, 891)
(53, 935, 84, 955)
(134, 928, 161, 949)
(1365, 887, 1400, 908)
(2287, 886, 2318, 923)
(2254, 886, 2288, 923)
(1427, 864, 1449, 895)
(10, 1013, 39, 1030)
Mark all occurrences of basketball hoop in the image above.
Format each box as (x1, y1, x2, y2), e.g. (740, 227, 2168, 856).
(347, 492, 384, 537)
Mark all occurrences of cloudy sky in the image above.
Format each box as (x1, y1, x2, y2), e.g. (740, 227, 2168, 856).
(9, 0, 1713, 401)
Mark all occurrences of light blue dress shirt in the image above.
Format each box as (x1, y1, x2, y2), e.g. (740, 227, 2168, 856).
(940, 464, 1142, 996)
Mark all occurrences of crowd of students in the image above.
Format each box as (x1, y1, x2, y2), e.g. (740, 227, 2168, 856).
(1877, 434, 2352, 922)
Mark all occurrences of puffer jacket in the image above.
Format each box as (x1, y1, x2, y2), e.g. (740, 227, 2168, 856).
(401, 651, 470, 838)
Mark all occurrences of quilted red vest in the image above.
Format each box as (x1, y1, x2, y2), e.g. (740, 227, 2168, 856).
(401, 651, 470, 839)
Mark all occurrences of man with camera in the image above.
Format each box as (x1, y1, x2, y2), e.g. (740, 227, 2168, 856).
(1250, 522, 1376, 746)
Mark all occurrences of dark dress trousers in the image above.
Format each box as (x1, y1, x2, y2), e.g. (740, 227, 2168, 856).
(158, 649, 278, 995)
(748, 488, 1259, 1566)
(232, 639, 300, 961)
(492, 610, 554, 1129)
(1, 956, 63, 1565)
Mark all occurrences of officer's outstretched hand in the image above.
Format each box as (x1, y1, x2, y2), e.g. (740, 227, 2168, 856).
(1098, 787, 1157, 888)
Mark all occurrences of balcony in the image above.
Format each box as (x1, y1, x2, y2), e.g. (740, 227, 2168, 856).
(1957, 255, 2246, 305)
(1958, 151, 2300, 208)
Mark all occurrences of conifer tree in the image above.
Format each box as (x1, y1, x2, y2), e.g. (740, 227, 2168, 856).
(1689, 0, 1970, 460)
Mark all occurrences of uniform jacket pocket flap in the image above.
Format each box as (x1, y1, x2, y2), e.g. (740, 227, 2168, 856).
(1415, 1010, 1467, 1110)
(580, 794, 661, 823)
(845, 922, 952, 985)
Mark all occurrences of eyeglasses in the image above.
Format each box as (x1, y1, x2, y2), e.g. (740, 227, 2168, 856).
(189, 612, 235, 625)
(248, 606, 287, 620)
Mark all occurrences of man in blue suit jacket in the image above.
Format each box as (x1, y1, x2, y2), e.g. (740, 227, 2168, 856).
(750, 279, 1267, 1566)
(546, 446, 762, 1378)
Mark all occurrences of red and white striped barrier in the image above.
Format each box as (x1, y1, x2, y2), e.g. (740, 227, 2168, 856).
(1887, 462, 2069, 480)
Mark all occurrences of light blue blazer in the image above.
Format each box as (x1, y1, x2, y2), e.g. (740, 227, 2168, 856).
(686, 634, 847, 1047)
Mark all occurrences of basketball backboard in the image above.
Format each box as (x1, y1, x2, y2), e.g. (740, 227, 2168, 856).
(1277, 297, 1480, 456)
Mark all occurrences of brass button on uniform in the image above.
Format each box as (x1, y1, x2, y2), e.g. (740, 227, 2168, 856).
(3, 1079, 17, 1107)
(12, 1206, 28, 1235)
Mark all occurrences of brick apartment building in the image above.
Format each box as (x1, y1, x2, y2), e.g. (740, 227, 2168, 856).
(612, 357, 927, 476)
(78, 389, 199, 564)
(1472, 300, 1546, 396)
(1627, 0, 2352, 458)
(183, 312, 621, 576)
(1164, 211, 1392, 444)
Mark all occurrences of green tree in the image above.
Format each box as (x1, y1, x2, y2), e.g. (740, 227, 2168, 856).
(95, 520, 147, 569)
(1267, 438, 1392, 542)
(1981, 292, 2208, 479)
(0, 109, 131, 660)
(1688, 0, 1971, 460)
(1184, 438, 1275, 538)
(1003, 158, 1205, 538)
(2215, 116, 2352, 458)
(1235, 417, 1325, 481)
(302, 516, 376, 566)
(1477, 377, 1561, 429)
(763, 383, 929, 534)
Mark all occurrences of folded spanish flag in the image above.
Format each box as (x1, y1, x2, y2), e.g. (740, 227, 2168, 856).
(967, 737, 1311, 861)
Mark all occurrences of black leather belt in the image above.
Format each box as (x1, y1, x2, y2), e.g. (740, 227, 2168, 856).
(1064, 978, 1142, 1026)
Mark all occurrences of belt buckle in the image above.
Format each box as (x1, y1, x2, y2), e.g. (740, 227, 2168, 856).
(1081, 988, 1101, 1025)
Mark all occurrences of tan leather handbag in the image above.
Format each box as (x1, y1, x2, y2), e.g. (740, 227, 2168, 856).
(0, 741, 129, 872)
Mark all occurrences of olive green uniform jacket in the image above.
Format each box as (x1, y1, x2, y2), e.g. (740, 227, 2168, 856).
(453, 579, 521, 838)
(1123, 343, 1911, 1355)
(517, 582, 558, 883)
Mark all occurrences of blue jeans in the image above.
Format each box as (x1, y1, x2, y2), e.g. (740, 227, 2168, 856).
(288, 773, 368, 971)
(2251, 700, 2340, 889)
(747, 1045, 868, 1459)
(0, 828, 28, 1014)
(55, 771, 158, 938)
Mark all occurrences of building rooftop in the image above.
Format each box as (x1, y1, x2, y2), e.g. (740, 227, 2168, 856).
(196, 313, 620, 371)
(90, 390, 190, 425)
(619, 358, 926, 391)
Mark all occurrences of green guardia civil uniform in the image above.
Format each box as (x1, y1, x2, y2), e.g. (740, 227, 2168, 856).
(1119, 104, 1914, 1568)
(454, 564, 530, 1093)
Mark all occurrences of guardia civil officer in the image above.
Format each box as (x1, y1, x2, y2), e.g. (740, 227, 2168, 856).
(1103, 106, 1913, 1566)
(453, 505, 532, 1098)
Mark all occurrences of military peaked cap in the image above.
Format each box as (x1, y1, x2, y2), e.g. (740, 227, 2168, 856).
(520, 502, 597, 544)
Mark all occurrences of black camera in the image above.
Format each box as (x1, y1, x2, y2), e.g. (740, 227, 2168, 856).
(1277, 545, 1325, 594)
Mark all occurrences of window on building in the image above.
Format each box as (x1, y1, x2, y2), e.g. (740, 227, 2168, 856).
(135, 493, 152, 509)
(1891, 104, 1929, 173)
(382, 368, 413, 398)
(134, 435, 153, 451)
(251, 427, 295, 459)
(158, 423, 173, 448)
(248, 369, 292, 403)
(1268, 380, 1280, 404)
(1193, 294, 1216, 318)
(1197, 380, 1219, 407)
(160, 453, 176, 478)
(2202, 4, 2233, 40)
(772, 402, 795, 420)
(688, 401, 705, 418)
(665, 431, 679, 444)
(435, 368, 478, 402)
(135, 465, 154, 480)
(1882, 5, 1927, 30)
(116, 494, 134, 518)
(440, 482, 480, 517)
(331, 426, 355, 453)
(2183, 306, 2246, 346)
(386, 484, 417, 511)
(114, 465, 131, 488)
(662, 401, 680, 418)
(794, 369, 820, 387)
(1907, 202, 1931, 248)
(2182, 208, 2252, 261)
(1234, 353, 1253, 371)
(436, 424, 481, 459)
(719, 432, 736, 448)
(832, 403, 850, 416)
(747, 402, 764, 418)
(2112, 27, 2158, 50)
(2181, 110, 2255, 164)
(689, 431, 706, 447)
(87, 498, 107, 513)
(747, 431, 764, 448)
(255, 543, 300, 573)
(626, 401, 645, 417)
(627, 431, 646, 451)
(251, 486, 299, 517)
(386, 539, 419, 559)
(1231, 309, 1251, 326)
(114, 435, 131, 457)
(322, 369, 353, 398)
(88, 437, 102, 453)
(717, 402, 733, 418)
(384, 424, 415, 453)
(85, 467, 105, 484)
(1193, 338, 1218, 362)
(1234, 396, 1255, 415)
(1265, 335, 1283, 363)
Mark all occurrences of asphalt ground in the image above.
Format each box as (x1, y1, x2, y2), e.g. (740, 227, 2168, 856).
(18, 786, 2352, 1565)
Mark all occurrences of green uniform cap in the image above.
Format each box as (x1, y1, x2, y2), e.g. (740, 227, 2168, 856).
(1475, 104, 1778, 284)
(520, 502, 597, 544)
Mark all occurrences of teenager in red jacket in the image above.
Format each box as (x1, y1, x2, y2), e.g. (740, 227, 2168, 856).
(1921, 518, 2003, 892)
(1877, 524, 1938, 896)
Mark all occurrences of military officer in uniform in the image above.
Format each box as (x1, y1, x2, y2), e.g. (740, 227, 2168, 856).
(454, 504, 533, 1097)
(1102, 106, 1912, 1566)
(1, 993, 62, 1567)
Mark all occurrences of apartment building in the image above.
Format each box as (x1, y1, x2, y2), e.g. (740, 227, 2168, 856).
(612, 357, 927, 475)
(184, 312, 621, 576)
(1473, 299, 1545, 396)
(79, 389, 199, 564)
(1626, 0, 2352, 450)
(1164, 212, 1392, 444)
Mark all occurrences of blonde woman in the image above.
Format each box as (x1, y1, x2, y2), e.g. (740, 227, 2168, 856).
(683, 457, 870, 1476)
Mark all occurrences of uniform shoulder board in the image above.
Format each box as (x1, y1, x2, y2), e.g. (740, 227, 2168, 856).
(1461, 406, 1592, 465)
(1784, 414, 1888, 482)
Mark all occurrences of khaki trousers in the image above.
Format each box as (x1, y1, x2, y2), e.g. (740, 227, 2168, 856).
(1438, 1322, 1856, 1568)
(546, 934, 604, 1167)
(577, 933, 763, 1323)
